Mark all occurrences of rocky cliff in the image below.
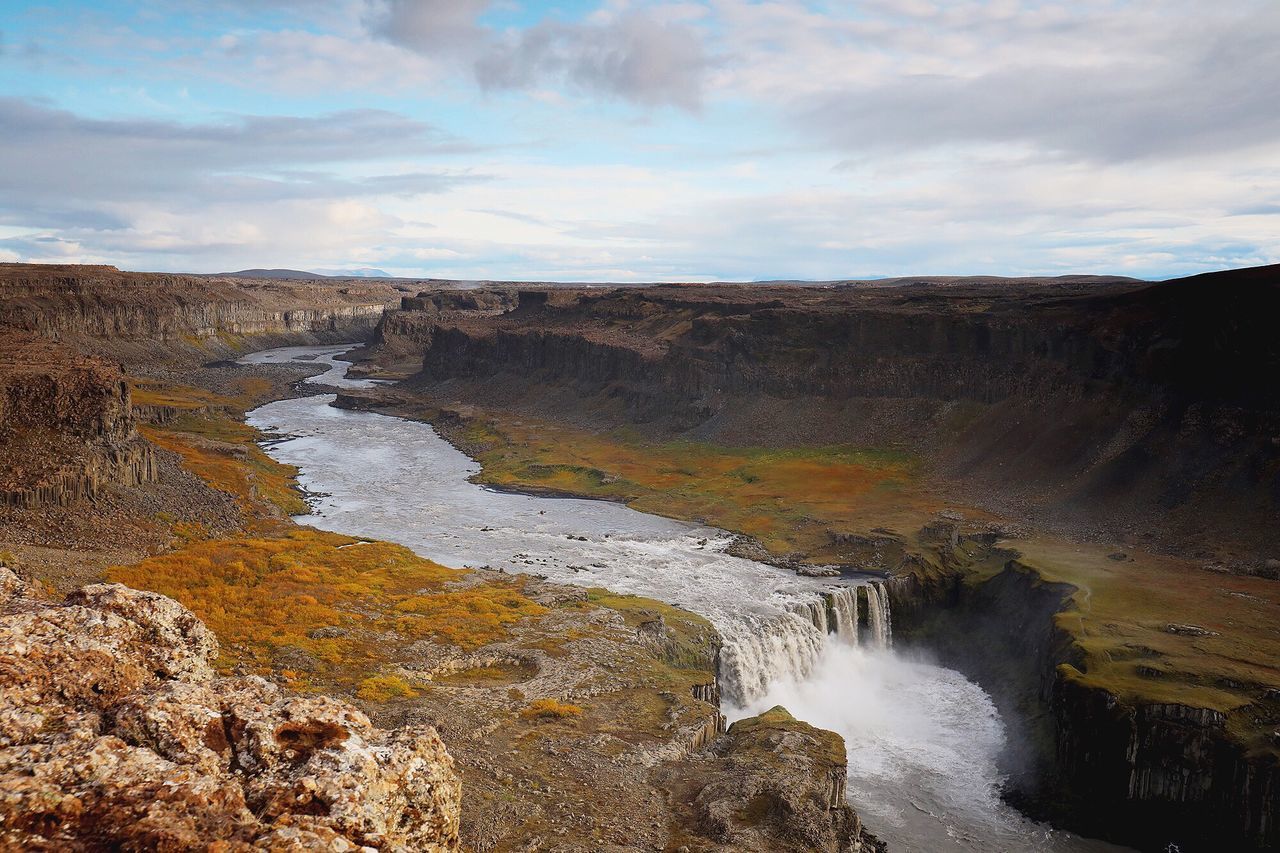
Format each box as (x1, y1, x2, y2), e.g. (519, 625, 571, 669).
(0, 568, 461, 850)
(0, 263, 403, 364)
(0, 335, 157, 509)
(889, 539, 1280, 852)
(376, 267, 1280, 563)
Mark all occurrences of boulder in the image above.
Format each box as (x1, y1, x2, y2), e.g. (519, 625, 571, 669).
(0, 573, 461, 851)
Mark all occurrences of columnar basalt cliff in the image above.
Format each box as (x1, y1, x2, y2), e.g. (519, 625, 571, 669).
(0, 568, 462, 850)
(0, 335, 157, 509)
(365, 289, 518, 368)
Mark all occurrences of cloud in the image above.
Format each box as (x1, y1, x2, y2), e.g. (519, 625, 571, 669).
(367, 0, 491, 55)
(714, 0, 1280, 162)
(0, 98, 479, 226)
(475, 11, 710, 109)
(0, 98, 486, 269)
(369, 1, 710, 109)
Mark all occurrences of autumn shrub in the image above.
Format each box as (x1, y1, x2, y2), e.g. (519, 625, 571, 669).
(356, 674, 418, 702)
(519, 698, 583, 720)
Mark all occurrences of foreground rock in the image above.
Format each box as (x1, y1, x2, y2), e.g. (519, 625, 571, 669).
(0, 568, 461, 851)
(660, 706, 885, 852)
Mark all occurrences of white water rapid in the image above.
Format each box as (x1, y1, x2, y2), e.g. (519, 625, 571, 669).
(241, 345, 1130, 853)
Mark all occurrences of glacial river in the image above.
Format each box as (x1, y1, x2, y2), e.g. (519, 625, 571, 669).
(243, 345, 1128, 853)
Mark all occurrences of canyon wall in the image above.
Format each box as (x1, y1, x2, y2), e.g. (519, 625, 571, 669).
(379, 267, 1280, 562)
(0, 263, 402, 364)
(0, 263, 402, 511)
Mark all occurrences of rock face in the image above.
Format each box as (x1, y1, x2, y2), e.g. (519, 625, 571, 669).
(660, 706, 885, 852)
(1053, 673, 1280, 852)
(0, 569, 461, 851)
(369, 290, 518, 364)
(0, 335, 157, 509)
(375, 266, 1280, 561)
(0, 263, 399, 361)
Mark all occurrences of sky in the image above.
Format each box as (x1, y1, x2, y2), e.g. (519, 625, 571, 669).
(1, 1, 1277, 281)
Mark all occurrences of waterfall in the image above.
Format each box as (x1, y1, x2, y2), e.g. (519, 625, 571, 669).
(718, 612, 826, 706)
(830, 586, 859, 645)
(865, 582, 892, 647)
(723, 582, 894, 705)
(792, 599, 829, 636)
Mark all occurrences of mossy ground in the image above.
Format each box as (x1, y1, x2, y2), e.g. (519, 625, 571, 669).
(416, 404, 941, 562)
(1004, 537, 1280, 753)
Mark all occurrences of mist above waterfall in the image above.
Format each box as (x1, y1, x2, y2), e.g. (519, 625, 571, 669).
(730, 640, 1129, 853)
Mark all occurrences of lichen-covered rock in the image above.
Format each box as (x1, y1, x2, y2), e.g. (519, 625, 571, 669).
(0, 573, 461, 851)
(65, 582, 220, 681)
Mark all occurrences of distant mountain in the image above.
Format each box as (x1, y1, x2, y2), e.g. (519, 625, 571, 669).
(218, 267, 392, 280)
(219, 268, 327, 280)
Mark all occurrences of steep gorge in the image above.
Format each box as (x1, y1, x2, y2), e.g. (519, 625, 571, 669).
(888, 539, 1280, 852)
(0, 263, 404, 367)
(363, 265, 1280, 851)
(0, 265, 887, 851)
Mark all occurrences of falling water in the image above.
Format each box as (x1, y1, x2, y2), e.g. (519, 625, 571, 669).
(831, 586, 859, 645)
(792, 583, 890, 651)
(866, 582, 892, 647)
(719, 612, 827, 703)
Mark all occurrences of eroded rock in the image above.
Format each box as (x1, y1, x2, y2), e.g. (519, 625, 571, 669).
(0, 573, 460, 851)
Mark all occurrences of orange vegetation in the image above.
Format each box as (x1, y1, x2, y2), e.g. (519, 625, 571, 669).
(108, 529, 546, 688)
(141, 419, 307, 519)
(436, 409, 936, 561)
(356, 674, 419, 702)
(520, 698, 583, 720)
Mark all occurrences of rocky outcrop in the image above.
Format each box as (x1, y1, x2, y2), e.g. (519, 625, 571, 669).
(368, 289, 518, 362)
(0, 569, 461, 851)
(660, 705, 885, 852)
(0, 335, 157, 509)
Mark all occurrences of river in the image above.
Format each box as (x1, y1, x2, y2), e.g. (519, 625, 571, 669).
(242, 344, 1128, 853)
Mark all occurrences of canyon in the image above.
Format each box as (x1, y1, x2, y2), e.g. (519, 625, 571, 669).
(346, 265, 1280, 851)
(1, 260, 1277, 851)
